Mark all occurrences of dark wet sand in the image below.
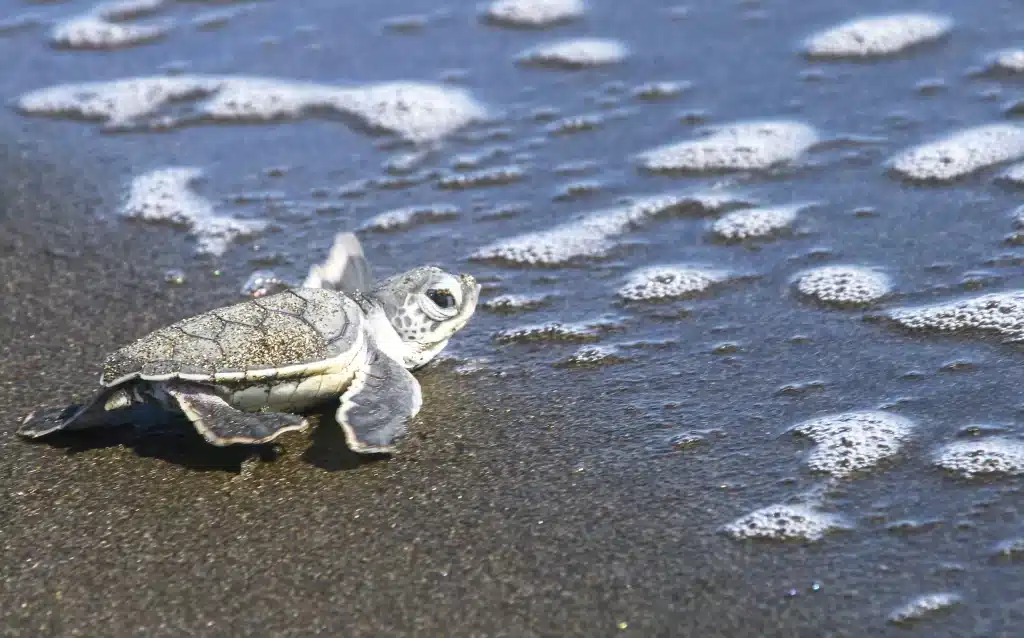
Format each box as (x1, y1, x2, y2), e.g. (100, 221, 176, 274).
(0, 141, 884, 638)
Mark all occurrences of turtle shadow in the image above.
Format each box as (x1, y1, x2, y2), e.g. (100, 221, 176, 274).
(25, 403, 387, 473)
(301, 403, 390, 472)
(31, 404, 281, 473)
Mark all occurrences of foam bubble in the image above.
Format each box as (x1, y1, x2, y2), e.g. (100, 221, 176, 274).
(888, 593, 962, 625)
(516, 38, 628, 69)
(52, 0, 170, 49)
(934, 438, 1024, 478)
(482, 292, 554, 312)
(996, 162, 1024, 186)
(992, 538, 1024, 562)
(790, 411, 914, 478)
(122, 167, 266, 256)
(482, 0, 585, 27)
(545, 114, 603, 136)
(241, 270, 289, 298)
(553, 180, 602, 201)
(884, 291, 1024, 342)
(888, 124, 1024, 182)
(358, 204, 459, 231)
(803, 14, 952, 59)
(794, 265, 891, 306)
(471, 192, 751, 265)
(618, 265, 734, 302)
(437, 165, 526, 189)
(722, 503, 849, 542)
(494, 317, 622, 343)
(557, 344, 628, 367)
(638, 120, 819, 173)
(16, 76, 487, 143)
(982, 49, 1024, 75)
(711, 203, 803, 241)
(632, 81, 690, 101)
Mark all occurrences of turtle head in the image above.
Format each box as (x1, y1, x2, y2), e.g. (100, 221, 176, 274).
(369, 265, 481, 369)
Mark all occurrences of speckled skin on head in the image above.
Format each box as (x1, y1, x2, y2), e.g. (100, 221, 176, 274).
(18, 264, 481, 455)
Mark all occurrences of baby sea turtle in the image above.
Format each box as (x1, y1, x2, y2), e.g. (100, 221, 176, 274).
(18, 234, 480, 454)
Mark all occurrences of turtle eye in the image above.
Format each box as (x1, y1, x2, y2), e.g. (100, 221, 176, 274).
(426, 288, 457, 309)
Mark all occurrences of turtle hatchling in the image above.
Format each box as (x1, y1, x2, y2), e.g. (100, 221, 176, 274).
(18, 233, 480, 454)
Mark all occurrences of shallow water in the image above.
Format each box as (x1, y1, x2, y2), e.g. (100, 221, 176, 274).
(3, 0, 1024, 635)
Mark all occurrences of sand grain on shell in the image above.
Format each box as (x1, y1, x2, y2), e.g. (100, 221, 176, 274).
(803, 13, 952, 59)
(122, 167, 266, 256)
(888, 124, 1024, 182)
(16, 76, 487, 143)
(638, 120, 819, 173)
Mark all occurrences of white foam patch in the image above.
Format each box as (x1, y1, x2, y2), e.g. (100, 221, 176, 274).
(722, 503, 849, 542)
(711, 203, 803, 240)
(934, 438, 1024, 478)
(516, 38, 628, 68)
(358, 204, 459, 231)
(16, 76, 487, 143)
(638, 120, 819, 173)
(437, 165, 527, 189)
(885, 291, 1024, 342)
(618, 265, 734, 302)
(790, 411, 914, 478)
(471, 192, 750, 265)
(888, 124, 1024, 182)
(803, 14, 952, 59)
(494, 317, 622, 343)
(795, 265, 891, 305)
(52, 0, 171, 49)
(632, 81, 690, 101)
(482, 0, 585, 27)
(560, 344, 628, 366)
(997, 162, 1024, 186)
(483, 292, 554, 312)
(888, 593, 962, 625)
(122, 167, 266, 256)
(984, 49, 1024, 74)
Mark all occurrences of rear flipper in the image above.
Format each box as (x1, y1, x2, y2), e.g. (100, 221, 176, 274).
(18, 387, 133, 438)
(165, 382, 308, 446)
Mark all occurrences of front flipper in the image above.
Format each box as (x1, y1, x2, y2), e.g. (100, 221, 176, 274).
(302, 232, 374, 294)
(337, 349, 422, 454)
(165, 383, 308, 446)
(18, 386, 131, 439)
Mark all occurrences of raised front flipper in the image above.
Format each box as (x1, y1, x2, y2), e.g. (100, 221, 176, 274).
(165, 383, 308, 446)
(336, 348, 422, 454)
(303, 232, 374, 294)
